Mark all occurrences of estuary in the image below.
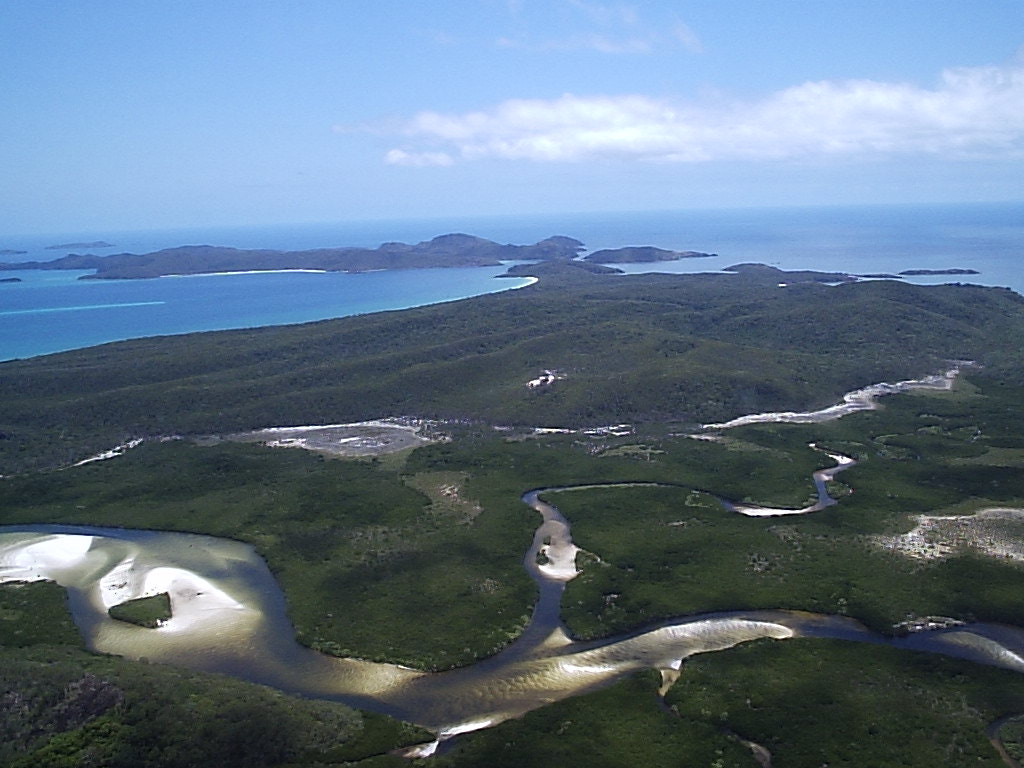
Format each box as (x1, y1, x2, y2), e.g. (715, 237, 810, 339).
(2, 369, 1023, 756)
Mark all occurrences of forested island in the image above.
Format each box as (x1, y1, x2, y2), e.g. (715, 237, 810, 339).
(900, 267, 981, 276)
(2, 262, 1024, 766)
(582, 245, 715, 262)
(45, 240, 115, 250)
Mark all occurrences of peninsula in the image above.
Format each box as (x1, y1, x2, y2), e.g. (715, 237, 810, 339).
(0, 234, 586, 279)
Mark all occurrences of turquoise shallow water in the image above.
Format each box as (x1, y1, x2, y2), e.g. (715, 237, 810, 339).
(0, 265, 534, 361)
(2, 202, 1021, 361)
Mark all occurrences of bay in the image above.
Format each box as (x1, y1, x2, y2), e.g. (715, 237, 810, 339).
(0, 266, 534, 361)
(1, 202, 1021, 362)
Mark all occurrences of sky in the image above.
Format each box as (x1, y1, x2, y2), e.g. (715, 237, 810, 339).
(2, 0, 1023, 234)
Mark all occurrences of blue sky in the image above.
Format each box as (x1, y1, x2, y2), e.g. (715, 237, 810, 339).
(2, 1, 1023, 233)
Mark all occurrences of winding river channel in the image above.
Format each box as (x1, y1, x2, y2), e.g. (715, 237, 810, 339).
(3, 366, 1024, 755)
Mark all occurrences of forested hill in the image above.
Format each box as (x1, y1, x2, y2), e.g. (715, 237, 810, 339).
(0, 234, 585, 279)
(2, 265, 1023, 471)
(582, 245, 715, 263)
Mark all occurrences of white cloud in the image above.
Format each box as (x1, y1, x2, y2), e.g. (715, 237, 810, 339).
(385, 65, 1024, 165)
(384, 149, 454, 167)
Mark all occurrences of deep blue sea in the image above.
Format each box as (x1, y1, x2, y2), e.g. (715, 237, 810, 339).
(2, 202, 1021, 362)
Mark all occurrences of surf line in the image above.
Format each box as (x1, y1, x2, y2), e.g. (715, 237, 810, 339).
(0, 301, 165, 316)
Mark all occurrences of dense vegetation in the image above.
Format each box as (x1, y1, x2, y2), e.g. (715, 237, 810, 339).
(3, 268, 1024, 765)
(667, 638, 1024, 767)
(2, 266, 1023, 473)
(559, 379, 1024, 638)
(432, 670, 754, 767)
(0, 441, 538, 670)
(0, 583, 428, 767)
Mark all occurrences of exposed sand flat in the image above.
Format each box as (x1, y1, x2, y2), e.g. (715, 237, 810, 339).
(0, 533, 95, 580)
(73, 438, 144, 466)
(69, 419, 436, 469)
(702, 366, 963, 431)
(221, 419, 434, 456)
(256, 418, 423, 433)
(522, 490, 582, 583)
(526, 369, 566, 389)
(98, 557, 247, 633)
(876, 508, 1024, 562)
(536, 537, 580, 582)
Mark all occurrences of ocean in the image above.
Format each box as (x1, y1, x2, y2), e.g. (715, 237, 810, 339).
(2, 202, 1021, 362)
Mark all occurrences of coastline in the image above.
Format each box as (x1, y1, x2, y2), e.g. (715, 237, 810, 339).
(3, 200, 1022, 361)
(0, 264, 537, 362)
(162, 268, 330, 277)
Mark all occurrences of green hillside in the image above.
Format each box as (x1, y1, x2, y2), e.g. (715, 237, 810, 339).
(2, 267, 1022, 472)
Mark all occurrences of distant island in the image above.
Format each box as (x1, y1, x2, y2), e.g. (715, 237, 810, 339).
(723, 262, 857, 283)
(0, 249, 27, 256)
(0, 234, 588, 279)
(582, 246, 715, 263)
(45, 240, 115, 250)
(899, 268, 980, 276)
(0, 277, 22, 283)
